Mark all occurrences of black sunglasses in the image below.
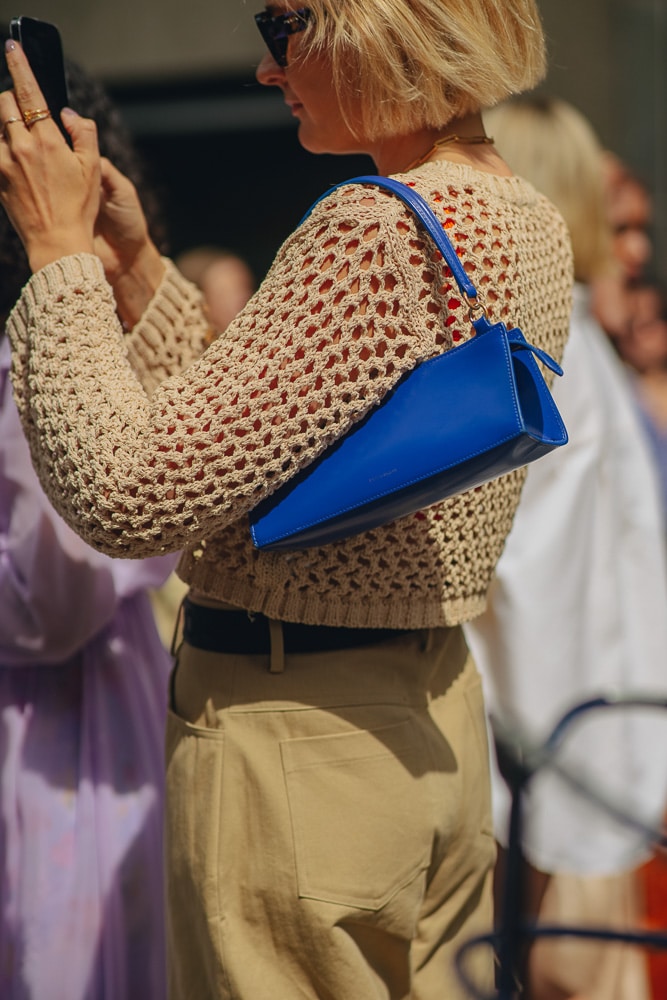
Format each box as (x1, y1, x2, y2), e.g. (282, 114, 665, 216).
(254, 8, 312, 67)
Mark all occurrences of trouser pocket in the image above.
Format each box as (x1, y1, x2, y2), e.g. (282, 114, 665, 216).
(281, 718, 433, 911)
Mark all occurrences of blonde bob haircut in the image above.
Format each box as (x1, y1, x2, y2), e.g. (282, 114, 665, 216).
(299, 0, 547, 140)
(484, 97, 612, 283)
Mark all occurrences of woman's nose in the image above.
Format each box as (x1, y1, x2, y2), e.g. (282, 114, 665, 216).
(256, 51, 285, 86)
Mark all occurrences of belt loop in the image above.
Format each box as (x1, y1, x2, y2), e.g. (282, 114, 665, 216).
(268, 619, 285, 673)
(170, 593, 188, 659)
(422, 627, 435, 655)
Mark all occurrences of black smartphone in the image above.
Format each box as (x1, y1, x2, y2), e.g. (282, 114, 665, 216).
(9, 16, 70, 141)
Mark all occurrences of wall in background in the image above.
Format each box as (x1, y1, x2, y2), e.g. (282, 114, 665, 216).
(0, 0, 265, 79)
(538, 0, 667, 283)
(1, 0, 664, 281)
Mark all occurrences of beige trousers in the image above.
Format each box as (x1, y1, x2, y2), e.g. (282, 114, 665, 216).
(165, 624, 495, 999)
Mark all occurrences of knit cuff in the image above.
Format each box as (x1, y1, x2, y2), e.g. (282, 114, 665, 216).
(7, 253, 110, 353)
(128, 257, 205, 352)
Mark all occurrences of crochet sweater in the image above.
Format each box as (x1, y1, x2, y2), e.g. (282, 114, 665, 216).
(7, 161, 573, 629)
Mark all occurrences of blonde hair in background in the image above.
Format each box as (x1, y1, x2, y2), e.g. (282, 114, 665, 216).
(484, 97, 613, 283)
(299, 0, 546, 140)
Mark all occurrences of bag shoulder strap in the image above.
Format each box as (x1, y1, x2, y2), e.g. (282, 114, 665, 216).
(300, 174, 478, 301)
(301, 175, 564, 377)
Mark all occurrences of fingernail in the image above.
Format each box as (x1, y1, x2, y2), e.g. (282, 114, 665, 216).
(5, 39, 16, 52)
(61, 107, 78, 118)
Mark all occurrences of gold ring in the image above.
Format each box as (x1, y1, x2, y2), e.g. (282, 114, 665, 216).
(1, 116, 24, 140)
(22, 107, 52, 128)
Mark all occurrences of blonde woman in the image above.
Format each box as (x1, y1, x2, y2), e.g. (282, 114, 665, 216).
(467, 97, 667, 1000)
(0, 4, 572, 998)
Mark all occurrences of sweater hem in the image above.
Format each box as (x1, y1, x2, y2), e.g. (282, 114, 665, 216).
(177, 556, 487, 629)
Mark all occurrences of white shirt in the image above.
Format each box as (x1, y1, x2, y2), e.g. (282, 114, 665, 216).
(465, 283, 667, 875)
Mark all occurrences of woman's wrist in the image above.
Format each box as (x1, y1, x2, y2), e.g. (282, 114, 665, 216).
(109, 241, 167, 330)
(27, 233, 96, 274)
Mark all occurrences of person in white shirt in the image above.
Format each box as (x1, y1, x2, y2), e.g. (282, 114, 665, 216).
(468, 96, 667, 1000)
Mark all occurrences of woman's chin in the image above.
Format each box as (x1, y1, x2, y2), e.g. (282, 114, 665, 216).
(296, 126, 328, 155)
(297, 128, 361, 159)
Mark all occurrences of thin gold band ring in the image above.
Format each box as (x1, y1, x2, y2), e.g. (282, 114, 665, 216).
(1, 116, 24, 140)
(22, 107, 52, 128)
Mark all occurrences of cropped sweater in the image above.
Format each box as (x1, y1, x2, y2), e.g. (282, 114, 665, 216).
(7, 161, 573, 629)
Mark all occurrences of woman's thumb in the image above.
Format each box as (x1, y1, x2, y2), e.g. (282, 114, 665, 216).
(60, 107, 99, 155)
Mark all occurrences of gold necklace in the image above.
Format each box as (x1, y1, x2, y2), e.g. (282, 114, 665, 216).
(405, 134, 495, 172)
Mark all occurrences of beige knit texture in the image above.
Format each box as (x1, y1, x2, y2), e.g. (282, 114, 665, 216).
(8, 161, 573, 628)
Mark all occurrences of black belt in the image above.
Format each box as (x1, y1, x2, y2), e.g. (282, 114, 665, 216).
(181, 599, 408, 655)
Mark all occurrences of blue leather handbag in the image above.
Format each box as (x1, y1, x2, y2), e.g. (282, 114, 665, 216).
(249, 176, 568, 551)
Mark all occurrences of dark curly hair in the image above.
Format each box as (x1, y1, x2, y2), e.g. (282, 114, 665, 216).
(0, 48, 168, 329)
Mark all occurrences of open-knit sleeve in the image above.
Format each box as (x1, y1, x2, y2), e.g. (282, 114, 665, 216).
(6, 185, 441, 558)
(123, 259, 216, 396)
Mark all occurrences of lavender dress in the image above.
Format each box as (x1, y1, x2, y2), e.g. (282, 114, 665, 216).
(0, 338, 176, 999)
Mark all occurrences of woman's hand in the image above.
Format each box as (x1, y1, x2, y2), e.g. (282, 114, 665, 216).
(95, 157, 150, 278)
(0, 41, 99, 272)
(95, 157, 166, 328)
(0, 41, 165, 325)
